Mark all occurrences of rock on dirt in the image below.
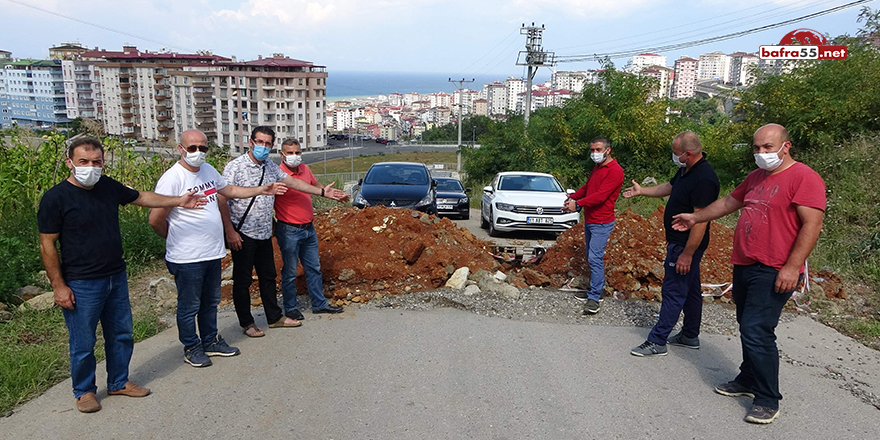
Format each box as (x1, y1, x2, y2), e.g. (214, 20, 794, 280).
(25, 292, 55, 310)
(445, 267, 470, 290)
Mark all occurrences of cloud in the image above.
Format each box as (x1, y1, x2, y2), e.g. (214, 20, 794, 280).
(510, 0, 654, 17)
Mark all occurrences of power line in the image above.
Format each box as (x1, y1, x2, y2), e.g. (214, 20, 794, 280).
(554, 0, 871, 63)
(2, 0, 200, 53)
(556, 0, 829, 51)
(452, 29, 519, 78)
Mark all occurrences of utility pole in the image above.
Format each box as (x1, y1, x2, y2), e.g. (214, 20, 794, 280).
(516, 23, 554, 126)
(448, 77, 474, 172)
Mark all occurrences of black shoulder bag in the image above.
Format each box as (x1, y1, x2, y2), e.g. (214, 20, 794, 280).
(232, 166, 266, 235)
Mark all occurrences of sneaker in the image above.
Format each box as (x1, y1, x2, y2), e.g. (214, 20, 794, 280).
(744, 405, 780, 424)
(204, 335, 241, 357)
(75, 392, 101, 413)
(714, 381, 755, 398)
(667, 332, 700, 349)
(630, 340, 668, 357)
(573, 291, 589, 301)
(184, 344, 213, 367)
(583, 299, 600, 315)
(287, 308, 305, 321)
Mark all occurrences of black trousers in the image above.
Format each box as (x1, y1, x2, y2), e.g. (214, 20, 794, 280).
(231, 233, 282, 327)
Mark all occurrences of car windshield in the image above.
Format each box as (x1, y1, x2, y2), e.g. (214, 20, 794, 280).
(364, 164, 429, 185)
(436, 179, 463, 191)
(498, 175, 563, 192)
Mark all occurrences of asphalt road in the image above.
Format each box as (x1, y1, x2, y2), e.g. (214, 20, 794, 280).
(449, 208, 561, 251)
(2, 308, 878, 439)
(302, 140, 460, 166)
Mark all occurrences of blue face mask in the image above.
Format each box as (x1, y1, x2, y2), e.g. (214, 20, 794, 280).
(252, 145, 270, 162)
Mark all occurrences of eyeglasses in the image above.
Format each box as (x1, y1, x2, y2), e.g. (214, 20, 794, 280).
(252, 139, 273, 147)
(184, 145, 209, 153)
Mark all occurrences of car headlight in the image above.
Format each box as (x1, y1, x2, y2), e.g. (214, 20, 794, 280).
(460, 197, 468, 204)
(496, 202, 515, 212)
(354, 191, 367, 206)
(416, 193, 434, 206)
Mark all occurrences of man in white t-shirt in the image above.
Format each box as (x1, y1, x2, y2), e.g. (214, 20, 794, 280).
(148, 130, 288, 368)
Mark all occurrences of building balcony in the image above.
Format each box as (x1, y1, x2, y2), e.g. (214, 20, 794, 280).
(153, 74, 165, 80)
(121, 102, 132, 109)
(120, 93, 131, 98)
(262, 85, 275, 90)
(196, 111, 213, 117)
(156, 104, 168, 110)
(157, 116, 168, 121)
(122, 112, 133, 118)
(263, 96, 276, 102)
(158, 126, 171, 132)
(154, 84, 168, 90)
(123, 122, 134, 127)
(123, 132, 136, 138)
(119, 73, 130, 79)
(155, 95, 167, 101)
(119, 83, 130, 89)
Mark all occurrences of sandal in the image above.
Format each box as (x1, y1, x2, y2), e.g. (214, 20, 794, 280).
(268, 317, 302, 328)
(243, 323, 265, 338)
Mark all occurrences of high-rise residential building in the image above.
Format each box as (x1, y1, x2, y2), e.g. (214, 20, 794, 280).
(698, 51, 731, 82)
(0, 59, 69, 129)
(641, 65, 674, 100)
(453, 89, 478, 116)
(729, 52, 759, 87)
(49, 43, 90, 60)
(213, 54, 328, 151)
(389, 92, 403, 107)
(0, 50, 12, 60)
(61, 59, 103, 119)
(551, 70, 599, 93)
(473, 99, 488, 116)
(671, 57, 699, 99)
(631, 53, 667, 73)
(403, 92, 420, 106)
(79, 46, 229, 143)
(485, 82, 506, 116)
(504, 77, 525, 112)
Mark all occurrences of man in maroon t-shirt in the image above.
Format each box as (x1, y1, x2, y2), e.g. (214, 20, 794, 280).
(563, 137, 624, 315)
(673, 123, 826, 425)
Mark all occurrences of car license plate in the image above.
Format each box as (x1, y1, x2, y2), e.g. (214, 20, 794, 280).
(438, 205, 453, 210)
(527, 217, 553, 224)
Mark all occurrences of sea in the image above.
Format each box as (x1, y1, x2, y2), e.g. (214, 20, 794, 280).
(326, 70, 553, 101)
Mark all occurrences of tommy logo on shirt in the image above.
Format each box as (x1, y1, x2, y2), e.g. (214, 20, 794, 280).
(187, 180, 218, 203)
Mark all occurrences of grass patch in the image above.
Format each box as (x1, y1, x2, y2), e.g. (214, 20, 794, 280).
(0, 303, 166, 414)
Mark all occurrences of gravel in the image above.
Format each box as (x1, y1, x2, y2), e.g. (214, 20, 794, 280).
(360, 285, 798, 337)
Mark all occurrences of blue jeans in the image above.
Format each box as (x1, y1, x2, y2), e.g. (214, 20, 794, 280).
(584, 221, 615, 302)
(165, 259, 221, 350)
(732, 263, 800, 409)
(275, 222, 329, 312)
(63, 270, 133, 398)
(647, 243, 705, 345)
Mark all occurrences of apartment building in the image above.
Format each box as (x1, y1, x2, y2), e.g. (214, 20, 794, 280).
(698, 51, 731, 82)
(473, 98, 488, 116)
(671, 57, 699, 99)
(485, 82, 506, 116)
(61, 59, 102, 119)
(631, 53, 667, 73)
(504, 77, 525, 112)
(0, 50, 13, 60)
(0, 59, 69, 129)
(49, 43, 90, 60)
(551, 70, 599, 93)
(729, 52, 759, 86)
(641, 65, 674, 100)
(403, 92, 420, 106)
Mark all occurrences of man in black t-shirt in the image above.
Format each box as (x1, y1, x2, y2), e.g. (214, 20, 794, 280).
(37, 138, 206, 413)
(622, 131, 720, 357)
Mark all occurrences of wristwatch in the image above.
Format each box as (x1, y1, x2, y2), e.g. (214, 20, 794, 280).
(321, 187, 325, 197)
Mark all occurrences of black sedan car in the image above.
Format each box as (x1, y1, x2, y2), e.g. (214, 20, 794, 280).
(353, 162, 437, 214)
(434, 177, 471, 219)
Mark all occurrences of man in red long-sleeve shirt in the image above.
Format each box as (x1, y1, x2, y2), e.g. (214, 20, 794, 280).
(563, 137, 624, 314)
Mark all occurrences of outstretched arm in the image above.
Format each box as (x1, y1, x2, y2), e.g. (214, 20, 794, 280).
(672, 195, 743, 231)
(132, 189, 207, 209)
(623, 180, 672, 199)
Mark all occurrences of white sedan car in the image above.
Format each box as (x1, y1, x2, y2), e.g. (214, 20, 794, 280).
(480, 171, 579, 236)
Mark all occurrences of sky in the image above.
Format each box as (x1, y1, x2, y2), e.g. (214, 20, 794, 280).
(0, 0, 871, 78)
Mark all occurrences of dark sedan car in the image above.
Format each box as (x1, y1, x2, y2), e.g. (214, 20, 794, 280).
(353, 162, 437, 214)
(434, 177, 471, 219)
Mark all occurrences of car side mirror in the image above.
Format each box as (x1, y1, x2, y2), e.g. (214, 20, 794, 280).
(483, 186, 493, 193)
(358, 178, 363, 185)
(566, 189, 575, 195)
(431, 179, 438, 187)
(465, 187, 471, 193)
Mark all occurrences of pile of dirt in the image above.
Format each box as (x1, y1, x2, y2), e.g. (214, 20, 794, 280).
(537, 206, 736, 300)
(220, 206, 501, 305)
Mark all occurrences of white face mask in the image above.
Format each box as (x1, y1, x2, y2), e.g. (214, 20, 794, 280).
(73, 166, 102, 187)
(754, 147, 784, 171)
(590, 151, 606, 164)
(672, 151, 688, 168)
(284, 153, 302, 168)
(183, 151, 206, 168)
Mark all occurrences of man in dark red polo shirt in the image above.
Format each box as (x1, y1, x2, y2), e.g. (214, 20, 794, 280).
(563, 137, 625, 315)
(673, 123, 825, 424)
(274, 138, 346, 321)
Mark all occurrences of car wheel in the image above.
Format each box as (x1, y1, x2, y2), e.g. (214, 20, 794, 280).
(480, 210, 488, 228)
(488, 209, 500, 237)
